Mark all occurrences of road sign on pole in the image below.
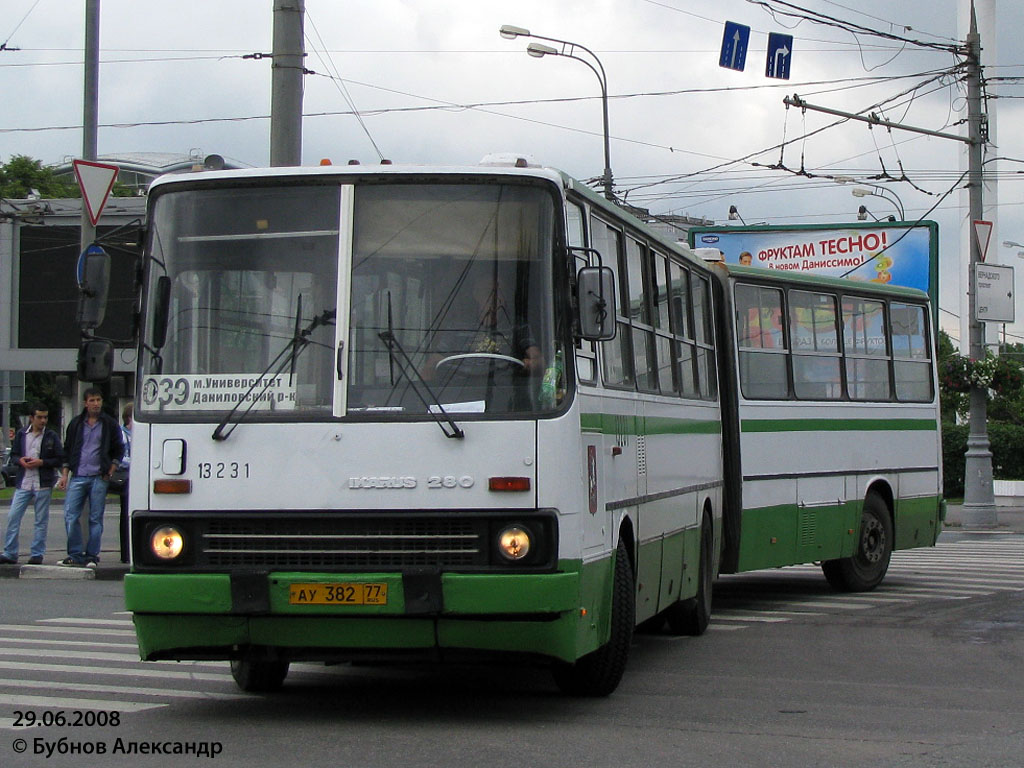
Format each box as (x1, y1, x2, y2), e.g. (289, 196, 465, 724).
(973, 219, 993, 262)
(766, 33, 793, 79)
(975, 263, 1014, 322)
(720, 22, 750, 72)
(73, 159, 119, 226)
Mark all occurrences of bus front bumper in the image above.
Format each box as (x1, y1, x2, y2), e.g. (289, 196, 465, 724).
(124, 562, 609, 664)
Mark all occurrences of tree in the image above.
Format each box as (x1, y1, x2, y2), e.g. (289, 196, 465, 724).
(0, 154, 133, 199)
(937, 329, 967, 422)
(0, 155, 78, 198)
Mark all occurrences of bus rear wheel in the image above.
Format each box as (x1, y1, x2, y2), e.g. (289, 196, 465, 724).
(553, 538, 634, 697)
(822, 493, 893, 592)
(665, 514, 714, 636)
(230, 655, 290, 692)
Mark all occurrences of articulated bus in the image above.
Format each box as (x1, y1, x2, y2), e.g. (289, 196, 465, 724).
(94, 159, 940, 696)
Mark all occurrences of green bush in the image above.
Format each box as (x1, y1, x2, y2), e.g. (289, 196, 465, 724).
(942, 421, 1024, 497)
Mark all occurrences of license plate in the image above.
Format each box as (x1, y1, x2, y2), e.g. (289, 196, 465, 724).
(288, 582, 388, 605)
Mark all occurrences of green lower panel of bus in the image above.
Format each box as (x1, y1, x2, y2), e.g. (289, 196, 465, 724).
(124, 557, 616, 664)
(735, 495, 942, 573)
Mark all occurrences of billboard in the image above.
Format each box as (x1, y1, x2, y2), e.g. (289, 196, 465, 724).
(689, 221, 939, 309)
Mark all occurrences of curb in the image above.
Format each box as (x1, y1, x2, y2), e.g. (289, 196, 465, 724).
(0, 563, 129, 581)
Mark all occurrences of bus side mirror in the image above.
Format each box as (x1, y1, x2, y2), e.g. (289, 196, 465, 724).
(577, 266, 616, 341)
(76, 246, 111, 330)
(151, 275, 171, 349)
(77, 339, 114, 382)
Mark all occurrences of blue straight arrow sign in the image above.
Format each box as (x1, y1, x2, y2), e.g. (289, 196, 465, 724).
(720, 22, 750, 72)
(766, 32, 793, 79)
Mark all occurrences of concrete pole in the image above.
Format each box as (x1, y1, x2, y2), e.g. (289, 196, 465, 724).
(269, 0, 305, 167)
(961, 6, 998, 529)
(80, 0, 99, 248)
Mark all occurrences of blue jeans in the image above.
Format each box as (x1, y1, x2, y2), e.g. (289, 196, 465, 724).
(64, 475, 108, 563)
(3, 487, 52, 560)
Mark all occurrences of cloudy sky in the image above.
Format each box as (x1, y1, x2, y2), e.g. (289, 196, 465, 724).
(2, 0, 1022, 343)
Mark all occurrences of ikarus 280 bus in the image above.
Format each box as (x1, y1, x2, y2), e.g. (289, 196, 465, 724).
(81, 158, 941, 697)
(111, 159, 725, 696)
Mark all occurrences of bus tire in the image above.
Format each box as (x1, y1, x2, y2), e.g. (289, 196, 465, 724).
(822, 493, 893, 592)
(230, 656, 290, 692)
(665, 513, 714, 636)
(552, 538, 634, 697)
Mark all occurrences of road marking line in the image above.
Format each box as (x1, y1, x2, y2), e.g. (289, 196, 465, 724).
(0, 694, 164, 713)
(0, 679, 246, 701)
(0, 623, 136, 637)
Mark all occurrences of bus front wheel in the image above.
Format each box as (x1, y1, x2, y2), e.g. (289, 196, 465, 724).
(230, 655, 290, 693)
(822, 493, 893, 592)
(552, 538, 634, 696)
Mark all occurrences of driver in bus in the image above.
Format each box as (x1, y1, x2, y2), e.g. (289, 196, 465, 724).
(424, 271, 543, 381)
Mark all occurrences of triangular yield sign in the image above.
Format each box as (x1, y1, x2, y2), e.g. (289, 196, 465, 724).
(73, 159, 119, 226)
(973, 219, 993, 263)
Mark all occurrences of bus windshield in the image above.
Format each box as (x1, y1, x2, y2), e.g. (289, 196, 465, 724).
(140, 181, 561, 419)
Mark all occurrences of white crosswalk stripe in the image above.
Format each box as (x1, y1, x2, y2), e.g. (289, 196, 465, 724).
(0, 615, 331, 728)
(711, 535, 1024, 630)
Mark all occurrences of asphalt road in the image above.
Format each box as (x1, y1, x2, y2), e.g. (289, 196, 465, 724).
(1, 529, 1022, 768)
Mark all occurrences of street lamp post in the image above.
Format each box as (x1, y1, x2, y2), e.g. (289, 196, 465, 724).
(500, 25, 613, 201)
(851, 185, 905, 220)
(1003, 240, 1024, 258)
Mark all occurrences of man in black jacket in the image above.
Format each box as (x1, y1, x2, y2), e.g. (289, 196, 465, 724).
(56, 388, 124, 567)
(1, 404, 63, 565)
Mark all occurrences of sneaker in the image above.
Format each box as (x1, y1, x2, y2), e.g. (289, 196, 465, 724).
(0, 555, 16, 565)
(84, 559, 98, 569)
(57, 557, 81, 567)
(27, 556, 43, 565)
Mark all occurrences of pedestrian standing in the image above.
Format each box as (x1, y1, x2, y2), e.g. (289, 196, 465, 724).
(118, 402, 133, 563)
(1, 404, 63, 565)
(57, 388, 125, 567)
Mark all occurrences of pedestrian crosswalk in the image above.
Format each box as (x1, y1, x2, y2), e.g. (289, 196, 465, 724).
(709, 537, 1024, 631)
(1, 537, 1022, 720)
(0, 613, 339, 730)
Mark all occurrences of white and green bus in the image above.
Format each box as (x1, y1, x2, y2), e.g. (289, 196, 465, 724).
(86, 158, 938, 697)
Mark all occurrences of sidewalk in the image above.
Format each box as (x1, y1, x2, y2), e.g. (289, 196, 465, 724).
(0, 496, 128, 581)
(944, 503, 1024, 534)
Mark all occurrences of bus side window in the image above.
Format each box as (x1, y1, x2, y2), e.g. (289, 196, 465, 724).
(626, 237, 658, 392)
(568, 201, 597, 384)
(735, 284, 788, 399)
(891, 302, 933, 402)
(691, 273, 717, 399)
(591, 216, 633, 388)
(651, 251, 676, 396)
(668, 262, 698, 397)
(789, 290, 841, 400)
(843, 297, 891, 400)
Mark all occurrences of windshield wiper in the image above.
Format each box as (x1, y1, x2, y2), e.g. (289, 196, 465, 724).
(378, 317, 464, 440)
(212, 307, 336, 441)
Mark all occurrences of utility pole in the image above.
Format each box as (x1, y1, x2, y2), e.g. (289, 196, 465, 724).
(80, 0, 99, 250)
(782, 7, 996, 527)
(960, 8, 998, 529)
(269, 0, 305, 167)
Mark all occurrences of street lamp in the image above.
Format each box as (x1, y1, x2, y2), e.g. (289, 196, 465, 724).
(851, 185, 905, 221)
(1003, 240, 1024, 259)
(499, 24, 613, 201)
(728, 205, 747, 225)
(857, 204, 895, 223)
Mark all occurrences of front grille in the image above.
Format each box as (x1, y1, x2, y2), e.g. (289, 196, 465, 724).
(202, 516, 485, 569)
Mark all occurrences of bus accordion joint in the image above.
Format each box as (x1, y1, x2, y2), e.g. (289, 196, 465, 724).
(153, 479, 192, 494)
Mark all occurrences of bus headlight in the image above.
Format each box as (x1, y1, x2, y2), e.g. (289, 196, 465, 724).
(497, 525, 531, 561)
(150, 525, 185, 560)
